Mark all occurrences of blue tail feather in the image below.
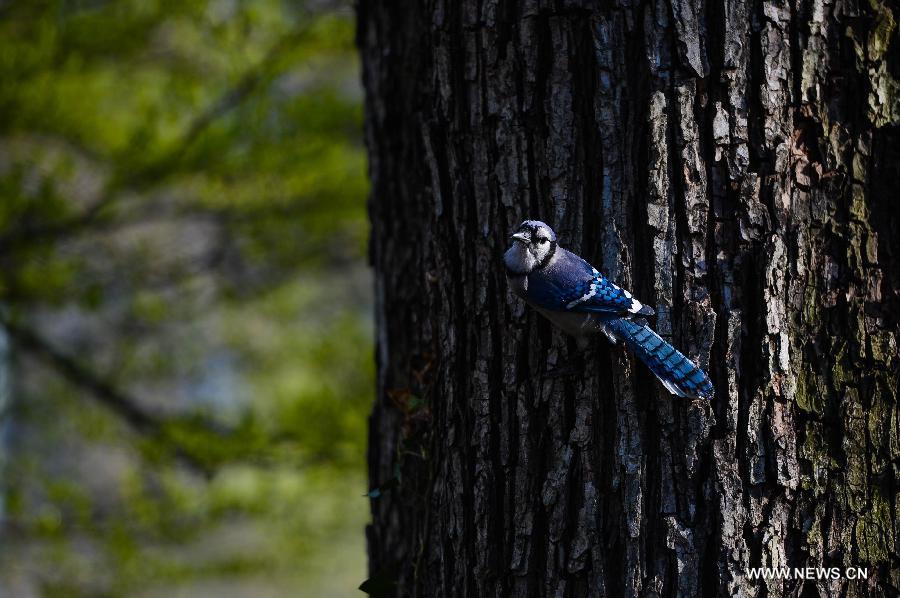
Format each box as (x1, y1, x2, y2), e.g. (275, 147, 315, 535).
(606, 318, 714, 400)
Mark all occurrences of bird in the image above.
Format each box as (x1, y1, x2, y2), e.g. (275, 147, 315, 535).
(504, 219, 714, 400)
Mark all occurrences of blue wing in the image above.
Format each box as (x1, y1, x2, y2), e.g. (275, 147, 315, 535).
(525, 253, 653, 317)
(560, 270, 653, 316)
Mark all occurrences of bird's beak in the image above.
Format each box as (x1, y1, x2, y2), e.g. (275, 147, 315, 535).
(510, 232, 530, 244)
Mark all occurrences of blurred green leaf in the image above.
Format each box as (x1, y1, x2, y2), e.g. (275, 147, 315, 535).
(0, 0, 371, 595)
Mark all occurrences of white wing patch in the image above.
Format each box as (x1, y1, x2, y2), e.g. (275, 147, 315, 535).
(566, 268, 647, 314)
(566, 282, 598, 309)
(566, 268, 601, 309)
(613, 280, 646, 314)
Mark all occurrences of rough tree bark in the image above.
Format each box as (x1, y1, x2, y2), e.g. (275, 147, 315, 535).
(358, 1, 899, 596)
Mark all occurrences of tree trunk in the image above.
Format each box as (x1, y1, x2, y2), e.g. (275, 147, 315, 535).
(358, 1, 899, 596)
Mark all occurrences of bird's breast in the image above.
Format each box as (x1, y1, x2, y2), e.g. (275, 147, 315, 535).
(506, 272, 528, 299)
(536, 308, 604, 339)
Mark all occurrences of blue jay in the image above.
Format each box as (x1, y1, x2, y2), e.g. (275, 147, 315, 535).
(504, 220, 714, 400)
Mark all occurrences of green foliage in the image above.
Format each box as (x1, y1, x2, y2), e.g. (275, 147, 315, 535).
(0, 0, 370, 595)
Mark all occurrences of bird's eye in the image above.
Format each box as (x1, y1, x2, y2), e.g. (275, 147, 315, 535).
(539, 237, 548, 244)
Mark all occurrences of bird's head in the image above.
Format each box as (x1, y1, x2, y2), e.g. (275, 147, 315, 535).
(504, 220, 558, 274)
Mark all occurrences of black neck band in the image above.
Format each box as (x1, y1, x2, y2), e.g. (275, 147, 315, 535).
(536, 241, 557, 270)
